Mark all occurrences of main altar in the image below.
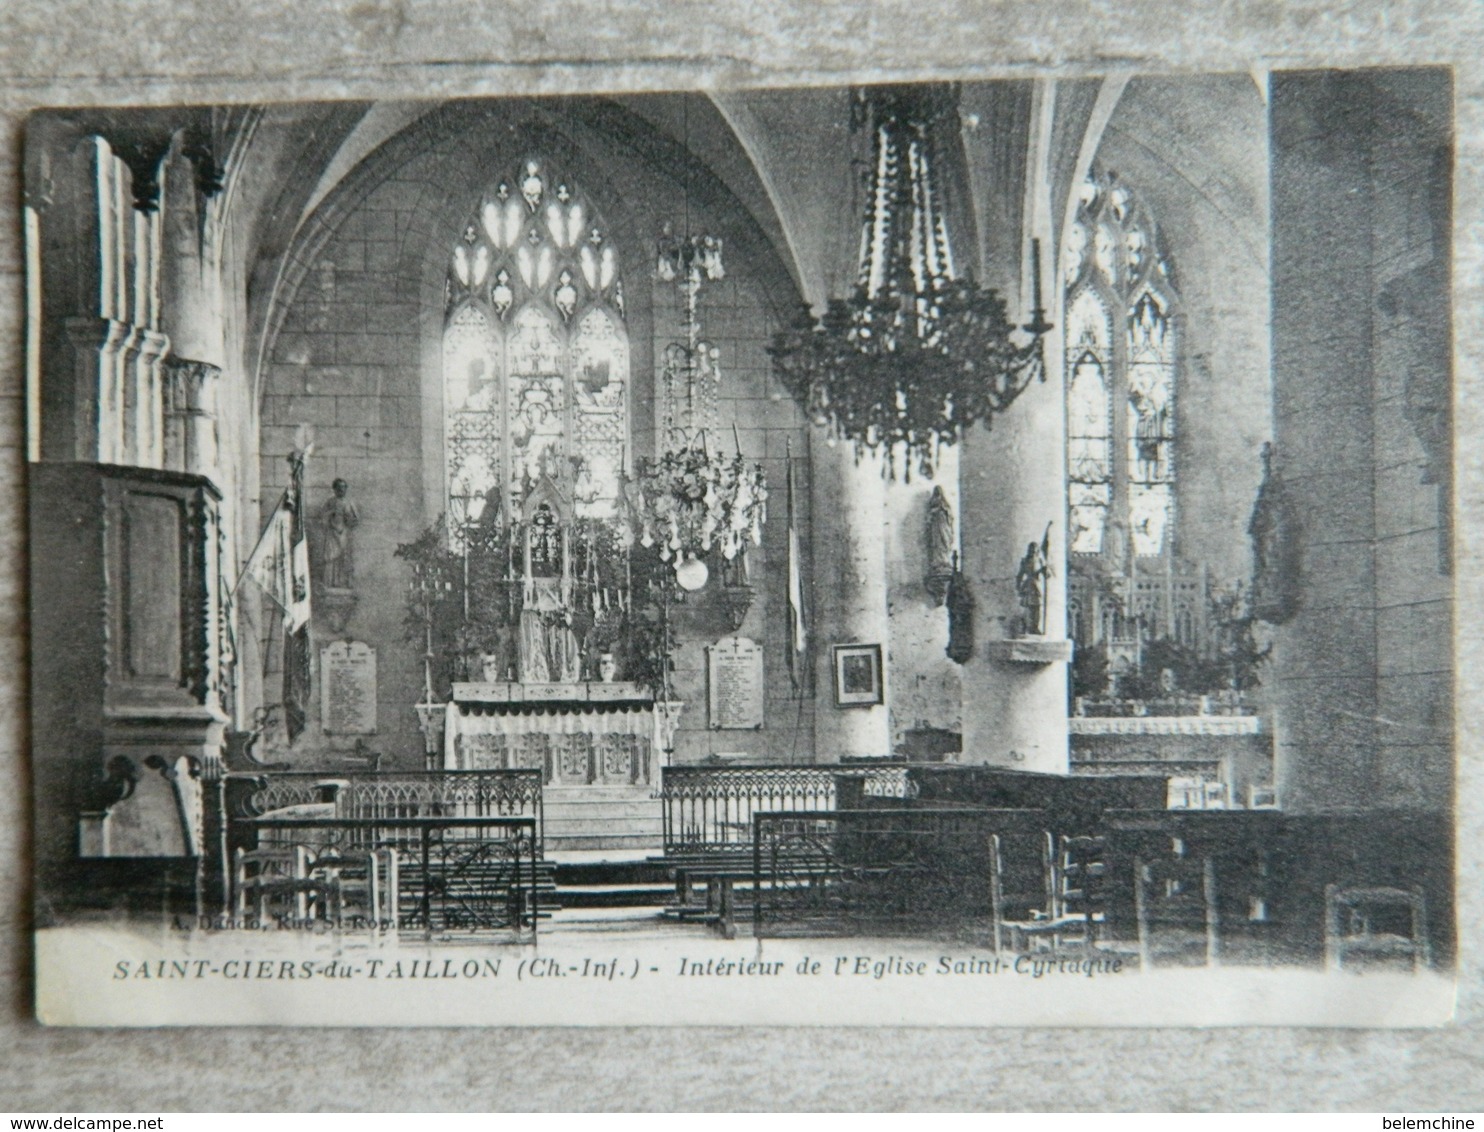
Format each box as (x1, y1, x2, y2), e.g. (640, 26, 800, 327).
(441, 681, 683, 787)
(401, 206, 761, 829)
(404, 466, 698, 794)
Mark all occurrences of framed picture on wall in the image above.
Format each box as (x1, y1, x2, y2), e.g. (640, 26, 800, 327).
(832, 643, 884, 707)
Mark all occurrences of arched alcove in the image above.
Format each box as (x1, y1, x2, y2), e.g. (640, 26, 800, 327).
(256, 96, 814, 768)
(1088, 73, 1272, 588)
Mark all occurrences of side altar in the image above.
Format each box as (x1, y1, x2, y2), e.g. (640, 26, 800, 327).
(440, 681, 683, 787)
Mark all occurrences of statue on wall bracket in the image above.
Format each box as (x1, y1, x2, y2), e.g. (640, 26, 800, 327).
(317, 477, 360, 633)
(1015, 523, 1053, 637)
(721, 547, 754, 631)
(320, 478, 359, 587)
(944, 552, 974, 665)
(925, 485, 955, 606)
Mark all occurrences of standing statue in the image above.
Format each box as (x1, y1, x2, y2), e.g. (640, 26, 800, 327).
(320, 478, 360, 589)
(945, 554, 975, 665)
(518, 581, 580, 683)
(1015, 527, 1052, 636)
(925, 486, 956, 605)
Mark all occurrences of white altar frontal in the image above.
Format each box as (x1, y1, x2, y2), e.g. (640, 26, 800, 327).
(442, 682, 683, 787)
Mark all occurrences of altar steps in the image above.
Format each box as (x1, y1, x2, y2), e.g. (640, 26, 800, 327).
(542, 785, 664, 854)
(551, 856, 672, 907)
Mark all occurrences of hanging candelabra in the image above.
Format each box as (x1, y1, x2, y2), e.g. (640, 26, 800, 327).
(769, 84, 1053, 481)
(629, 224, 767, 592)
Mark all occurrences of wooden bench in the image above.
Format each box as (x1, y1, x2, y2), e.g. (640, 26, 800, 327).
(660, 844, 838, 938)
(656, 849, 756, 937)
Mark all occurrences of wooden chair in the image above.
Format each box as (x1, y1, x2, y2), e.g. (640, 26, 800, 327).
(308, 846, 400, 930)
(990, 827, 1106, 954)
(990, 830, 1055, 953)
(234, 845, 330, 923)
(1325, 885, 1431, 972)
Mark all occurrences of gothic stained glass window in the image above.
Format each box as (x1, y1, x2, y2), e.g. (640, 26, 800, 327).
(1063, 169, 1180, 560)
(506, 306, 565, 492)
(569, 308, 629, 518)
(1066, 287, 1113, 554)
(1126, 288, 1175, 555)
(442, 159, 629, 544)
(444, 305, 499, 530)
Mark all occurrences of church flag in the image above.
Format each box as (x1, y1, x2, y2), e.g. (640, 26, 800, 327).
(239, 488, 311, 635)
(239, 490, 294, 615)
(786, 440, 808, 688)
(239, 448, 313, 743)
(282, 450, 313, 742)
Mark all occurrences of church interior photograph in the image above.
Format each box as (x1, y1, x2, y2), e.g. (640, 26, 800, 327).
(25, 68, 1454, 969)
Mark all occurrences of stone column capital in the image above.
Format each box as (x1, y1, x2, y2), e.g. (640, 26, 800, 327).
(163, 357, 221, 413)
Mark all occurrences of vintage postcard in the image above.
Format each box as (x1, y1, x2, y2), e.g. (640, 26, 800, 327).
(26, 69, 1457, 1026)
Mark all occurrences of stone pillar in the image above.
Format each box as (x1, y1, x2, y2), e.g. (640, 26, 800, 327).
(163, 357, 222, 475)
(957, 81, 1071, 774)
(1268, 70, 1455, 816)
(1267, 73, 1382, 814)
(132, 327, 170, 468)
(811, 438, 892, 760)
(160, 146, 226, 478)
(883, 448, 962, 756)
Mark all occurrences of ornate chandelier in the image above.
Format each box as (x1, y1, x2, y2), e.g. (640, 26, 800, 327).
(770, 84, 1053, 480)
(624, 225, 767, 590)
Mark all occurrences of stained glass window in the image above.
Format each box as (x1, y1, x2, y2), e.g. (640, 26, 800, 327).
(444, 305, 499, 530)
(1064, 169, 1179, 559)
(442, 159, 629, 544)
(1126, 288, 1175, 555)
(1066, 288, 1113, 554)
(569, 308, 629, 519)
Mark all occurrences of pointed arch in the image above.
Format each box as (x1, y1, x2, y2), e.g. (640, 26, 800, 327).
(1064, 166, 1181, 561)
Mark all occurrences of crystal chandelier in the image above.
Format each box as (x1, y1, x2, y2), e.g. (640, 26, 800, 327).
(627, 224, 767, 590)
(769, 84, 1053, 480)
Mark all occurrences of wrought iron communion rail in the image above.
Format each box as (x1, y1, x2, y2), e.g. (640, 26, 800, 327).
(658, 763, 917, 852)
(237, 769, 545, 855)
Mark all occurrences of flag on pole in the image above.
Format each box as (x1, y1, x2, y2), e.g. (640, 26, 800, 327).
(240, 491, 299, 626)
(281, 451, 312, 742)
(786, 440, 808, 689)
(238, 442, 313, 743)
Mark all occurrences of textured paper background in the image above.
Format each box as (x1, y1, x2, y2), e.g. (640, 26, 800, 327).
(1, 0, 1482, 1110)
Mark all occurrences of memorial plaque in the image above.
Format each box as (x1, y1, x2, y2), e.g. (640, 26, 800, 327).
(707, 636, 764, 730)
(321, 640, 377, 734)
